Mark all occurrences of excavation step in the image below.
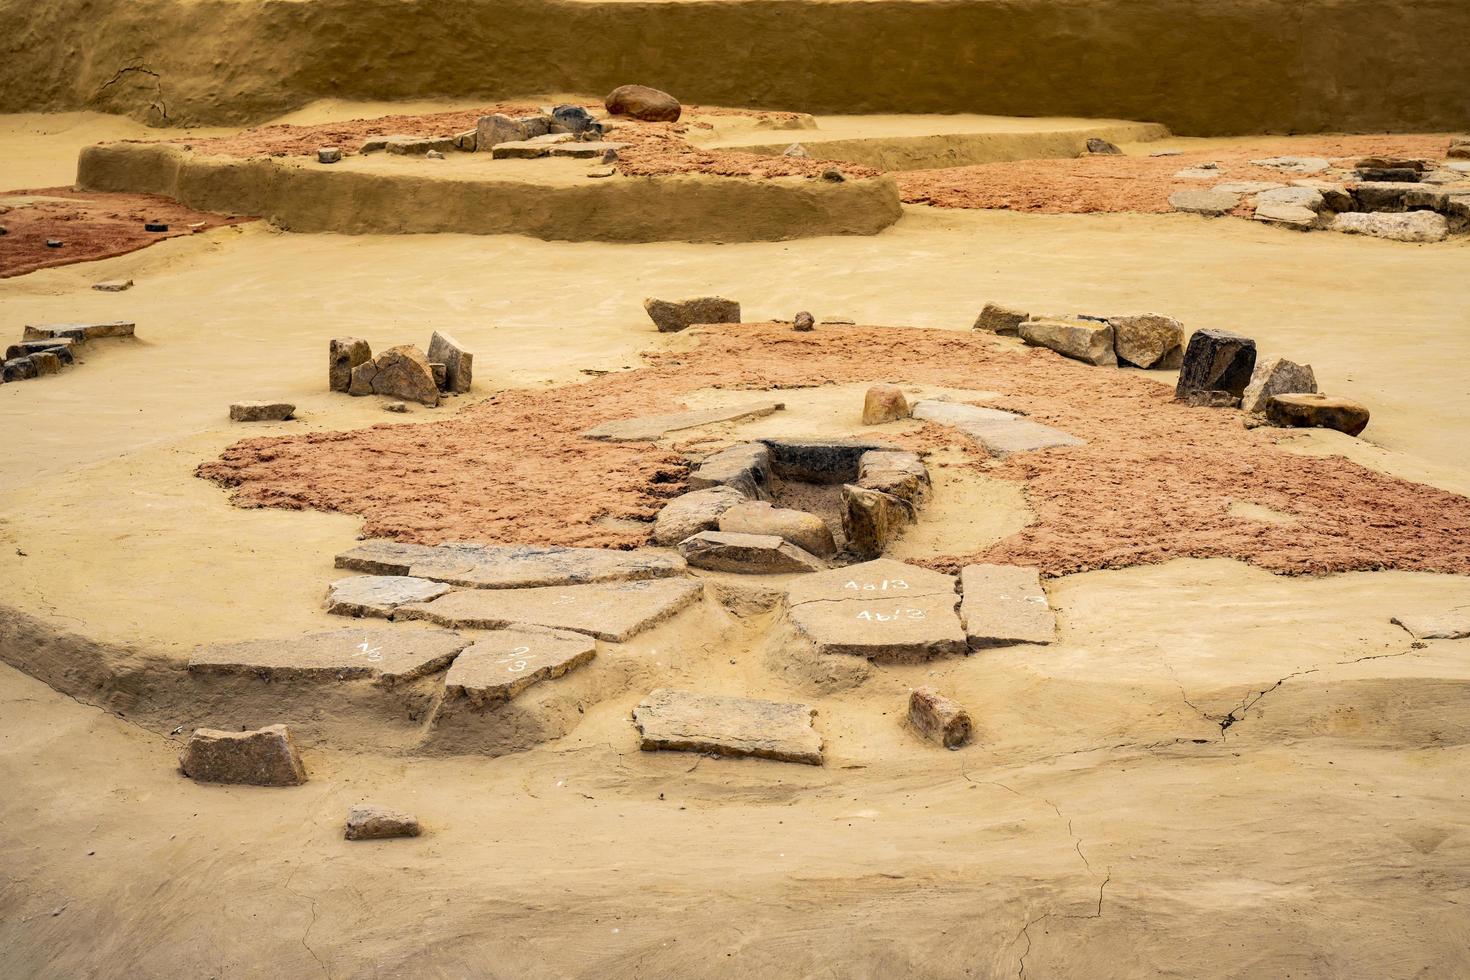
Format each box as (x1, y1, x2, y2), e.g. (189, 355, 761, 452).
(443, 628, 597, 704)
(189, 627, 470, 684)
(335, 541, 687, 589)
(786, 558, 965, 662)
(958, 564, 1056, 648)
(582, 400, 783, 441)
(399, 578, 704, 641)
(632, 688, 823, 765)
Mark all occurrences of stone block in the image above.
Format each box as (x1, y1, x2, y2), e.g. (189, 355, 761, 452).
(229, 401, 295, 422)
(720, 501, 836, 557)
(1169, 189, 1241, 215)
(857, 450, 930, 505)
(643, 296, 741, 333)
(444, 628, 596, 704)
(475, 114, 528, 150)
(842, 484, 915, 559)
(1391, 613, 1470, 641)
(1019, 318, 1118, 367)
(687, 442, 773, 500)
(28, 351, 62, 376)
(605, 84, 682, 122)
(330, 337, 371, 392)
(959, 564, 1055, 648)
(1241, 357, 1317, 413)
(369, 345, 440, 406)
(678, 530, 825, 574)
(1108, 313, 1185, 369)
(1329, 211, 1449, 243)
(399, 578, 704, 642)
(548, 142, 627, 159)
(179, 724, 307, 786)
(345, 804, 421, 840)
(908, 687, 973, 748)
(973, 302, 1028, 335)
(652, 486, 748, 546)
(325, 575, 453, 617)
(861, 385, 910, 425)
(93, 279, 133, 292)
(1174, 329, 1256, 407)
(1265, 393, 1370, 436)
(426, 330, 473, 394)
(24, 321, 134, 342)
(786, 559, 966, 662)
(491, 141, 551, 159)
(633, 688, 822, 765)
(189, 628, 470, 684)
(583, 401, 783, 441)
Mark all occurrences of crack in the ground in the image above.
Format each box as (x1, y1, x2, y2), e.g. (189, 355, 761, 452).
(1216, 644, 1419, 737)
(283, 864, 330, 979)
(96, 61, 169, 121)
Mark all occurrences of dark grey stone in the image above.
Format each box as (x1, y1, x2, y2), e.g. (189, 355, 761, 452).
(552, 105, 596, 134)
(1174, 329, 1256, 407)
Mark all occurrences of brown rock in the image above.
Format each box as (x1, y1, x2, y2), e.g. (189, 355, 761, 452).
(475, 114, 528, 150)
(1265, 393, 1370, 436)
(179, 724, 308, 786)
(719, 501, 837, 557)
(1241, 357, 1317, 414)
(973, 303, 1028, 336)
(370, 345, 440, 407)
(28, 351, 62, 376)
(908, 687, 973, 748)
(633, 688, 823, 765)
(861, 385, 910, 425)
(643, 296, 741, 333)
(430, 362, 447, 389)
(842, 484, 915, 559)
(687, 442, 773, 500)
(605, 84, 682, 122)
(330, 337, 371, 392)
(348, 359, 379, 396)
(793, 311, 815, 332)
(345, 804, 421, 840)
(652, 486, 748, 545)
(229, 401, 295, 422)
(1109, 313, 1185, 369)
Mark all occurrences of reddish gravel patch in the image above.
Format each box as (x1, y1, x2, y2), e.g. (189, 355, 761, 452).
(0, 187, 250, 279)
(198, 323, 1470, 578)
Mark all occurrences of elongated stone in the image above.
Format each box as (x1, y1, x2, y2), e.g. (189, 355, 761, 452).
(643, 296, 741, 333)
(426, 331, 473, 394)
(857, 450, 930, 505)
(189, 627, 469, 684)
(718, 501, 836, 556)
(633, 688, 823, 765)
(959, 564, 1055, 648)
(399, 578, 704, 642)
(678, 530, 825, 574)
(345, 805, 420, 840)
(1019, 319, 1117, 367)
(687, 442, 773, 500)
(180, 725, 308, 786)
(1265, 393, 1370, 436)
(842, 484, 914, 559)
(335, 541, 686, 588)
(908, 687, 973, 748)
(24, 321, 134, 341)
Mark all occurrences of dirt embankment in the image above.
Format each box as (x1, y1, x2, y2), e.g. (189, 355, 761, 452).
(3, 0, 1470, 135)
(198, 323, 1470, 578)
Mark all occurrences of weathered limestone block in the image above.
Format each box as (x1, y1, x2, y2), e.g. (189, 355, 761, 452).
(370, 345, 439, 406)
(1169, 189, 1240, 216)
(856, 449, 930, 506)
(687, 442, 773, 500)
(652, 486, 747, 546)
(786, 559, 966, 662)
(759, 438, 896, 484)
(633, 688, 823, 764)
(1265, 393, 1370, 436)
(1174, 329, 1256, 407)
(1350, 181, 1423, 212)
(399, 578, 704, 642)
(189, 628, 470, 684)
(913, 400, 1083, 458)
(973, 302, 1028, 336)
(179, 724, 307, 786)
(1108, 313, 1185, 369)
(720, 501, 836, 557)
(678, 530, 825, 574)
(345, 804, 421, 840)
(475, 114, 528, 150)
(1241, 357, 1317, 413)
(25, 321, 134, 341)
(643, 296, 741, 333)
(862, 385, 910, 425)
(230, 401, 295, 422)
(1019, 318, 1118, 367)
(425, 334, 468, 396)
(444, 628, 596, 704)
(325, 575, 453, 617)
(842, 484, 915, 559)
(28, 351, 62, 376)
(959, 564, 1055, 648)
(328, 337, 371, 392)
(605, 84, 682, 122)
(908, 687, 973, 748)
(1252, 199, 1321, 231)
(517, 115, 554, 138)
(1329, 211, 1449, 243)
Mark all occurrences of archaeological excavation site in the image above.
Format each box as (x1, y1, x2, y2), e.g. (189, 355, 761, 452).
(2, 0, 1469, 975)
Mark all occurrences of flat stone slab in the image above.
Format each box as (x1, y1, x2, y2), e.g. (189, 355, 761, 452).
(326, 575, 454, 618)
(583, 401, 783, 441)
(23, 321, 135, 342)
(336, 541, 686, 589)
(787, 558, 965, 661)
(1392, 613, 1470, 640)
(959, 564, 1056, 648)
(911, 399, 1083, 458)
(444, 628, 597, 704)
(399, 578, 704, 641)
(678, 530, 825, 574)
(189, 627, 470, 684)
(632, 688, 823, 765)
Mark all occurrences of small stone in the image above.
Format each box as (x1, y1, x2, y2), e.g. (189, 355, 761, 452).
(719, 501, 836, 557)
(452, 130, 477, 151)
(551, 105, 597, 134)
(179, 725, 307, 786)
(793, 311, 815, 332)
(783, 143, 811, 158)
(973, 303, 1028, 336)
(604, 84, 682, 122)
(345, 804, 421, 840)
(861, 385, 910, 425)
(842, 484, 914, 559)
(425, 330, 473, 394)
(908, 687, 972, 749)
(633, 688, 823, 765)
(45, 239, 63, 248)
(1265, 393, 1370, 436)
(1085, 137, 1122, 155)
(1241, 357, 1317, 413)
(686, 442, 773, 500)
(959, 564, 1055, 648)
(1329, 211, 1448, 244)
(330, 337, 372, 393)
(643, 296, 741, 333)
(1108, 313, 1185, 369)
(318, 147, 342, 164)
(678, 530, 825, 574)
(29, 351, 62, 376)
(369, 345, 440, 406)
(475, 114, 529, 151)
(652, 486, 747, 546)
(425, 149, 445, 160)
(821, 169, 845, 182)
(93, 279, 133, 292)
(1175, 329, 1256, 407)
(145, 222, 168, 233)
(601, 146, 619, 163)
(229, 401, 295, 422)
(857, 450, 930, 505)
(587, 166, 616, 179)
(383, 401, 409, 413)
(444, 628, 596, 704)
(325, 575, 453, 617)
(1019, 318, 1117, 367)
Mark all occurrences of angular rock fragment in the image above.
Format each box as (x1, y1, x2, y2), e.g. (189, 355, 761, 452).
(1265, 393, 1370, 436)
(1086, 138, 1122, 155)
(857, 449, 930, 505)
(551, 104, 597, 134)
(368, 345, 439, 406)
(190, 628, 470, 684)
(345, 804, 421, 840)
(783, 143, 811, 158)
(1108, 313, 1185, 369)
(24, 321, 134, 341)
(1357, 167, 1419, 183)
(1169, 189, 1240, 216)
(678, 530, 825, 574)
(179, 724, 308, 786)
(973, 302, 1028, 336)
(652, 486, 747, 546)
(444, 628, 596, 704)
(318, 147, 342, 164)
(687, 442, 773, 499)
(325, 575, 453, 618)
(1174, 329, 1256, 407)
(643, 296, 741, 333)
(1391, 613, 1470, 641)
(1241, 357, 1317, 414)
(786, 559, 966, 662)
(349, 359, 379, 395)
(430, 362, 447, 388)
(399, 578, 704, 641)
(517, 115, 554, 138)
(842, 484, 915, 559)
(605, 84, 682, 122)
(426, 330, 473, 394)
(908, 687, 973, 748)
(229, 401, 295, 422)
(1449, 137, 1470, 160)
(329, 337, 371, 393)
(861, 384, 910, 425)
(759, 437, 895, 484)
(959, 564, 1055, 648)
(583, 401, 782, 441)
(720, 500, 836, 557)
(1329, 211, 1449, 243)
(475, 114, 528, 150)
(2, 358, 37, 382)
(633, 688, 823, 765)
(28, 351, 62, 376)
(1019, 318, 1117, 367)
(452, 130, 477, 151)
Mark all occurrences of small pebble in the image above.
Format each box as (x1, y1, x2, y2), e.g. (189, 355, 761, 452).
(425, 150, 445, 160)
(793, 311, 815, 332)
(821, 169, 845, 182)
(383, 401, 409, 413)
(45, 239, 63, 248)
(318, 147, 342, 164)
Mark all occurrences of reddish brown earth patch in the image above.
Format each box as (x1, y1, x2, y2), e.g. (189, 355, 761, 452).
(0, 188, 251, 279)
(198, 323, 1470, 578)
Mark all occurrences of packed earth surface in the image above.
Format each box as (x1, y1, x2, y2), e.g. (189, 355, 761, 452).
(1, 36, 1469, 980)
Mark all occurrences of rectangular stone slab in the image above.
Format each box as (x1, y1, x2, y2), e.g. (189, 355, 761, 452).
(633, 688, 823, 765)
(1392, 613, 1470, 641)
(24, 321, 135, 341)
(399, 577, 704, 641)
(337, 541, 686, 588)
(444, 628, 597, 705)
(788, 592, 967, 662)
(911, 400, 1082, 457)
(960, 564, 1056, 648)
(189, 627, 470, 684)
(582, 401, 783, 441)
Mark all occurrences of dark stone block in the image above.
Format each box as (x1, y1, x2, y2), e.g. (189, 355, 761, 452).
(1174, 329, 1256, 407)
(1356, 168, 1420, 183)
(758, 438, 899, 484)
(2, 357, 38, 381)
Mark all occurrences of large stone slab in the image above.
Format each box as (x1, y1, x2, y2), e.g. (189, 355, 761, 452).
(632, 688, 823, 765)
(1265, 393, 1370, 436)
(335, 541, 687, 589)
(180, 724, 308, 786)
(973, 302, 1029, 335)
(959, 564, 1055, 648)
(583, 401, 783, 441)
(718, 501, 836, 556)
(687, 442, 773, 500)
(757, 437, 897, 484)
(912, 400, 1082, 458)
(1329, 211, 1449, 243)
(444, 628, 597, 704)
(1175, 329, 1256, 407)
(651, 486, 747, 546)
(1392, 613, 1470, 640)
(399, 578, 704, 641)
(326, 575, 454, 618)
(24, 321, 135, 342)
(787, 559, 965, 662)
(189, 627, 470, 684)
(678, 530, 825, 574)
